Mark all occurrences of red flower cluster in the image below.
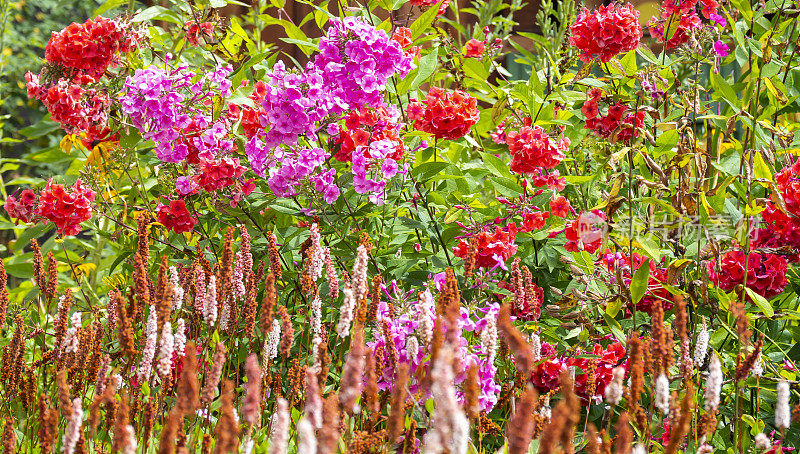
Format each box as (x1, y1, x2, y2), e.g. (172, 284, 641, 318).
(506, 125, 569, 174)
(583, 88, 645, 143)
(45, 16, 133, 79)
(601, 250, 672, 314)
(185, 21, 215, 46)
(195, 158, 246, 193)
(37, 180, 96, 236)
(227, 81, 268, 139)
(569, 3, 642, 63)
(453, 224, 518, 269)
(157, 200, 198, 234)
(29, 17, 137, 139)
(569, 342, 627, 403)
(752, 202, 800, 262)
(333, 107, 405, 162)
(707, 250, 788, 301)
(391, 28, 421, 60)
(776, 161, 800, 216)
(26, 76, 110, 136)
(407, 87, 479, 140)
(560, 210, 606, 253)
(4, 190, 38, 224)
(530, 342, 567, 393)
(648, 0, 718, 49)
(464, 39, 485, 58)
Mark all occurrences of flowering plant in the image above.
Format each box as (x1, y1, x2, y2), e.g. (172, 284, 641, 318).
(2, 0, 800, 452)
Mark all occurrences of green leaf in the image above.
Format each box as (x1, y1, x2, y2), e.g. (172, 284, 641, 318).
(411, 4, 438, 39)
(710, 72, 739, 109)
(410, 49, 438, 92)
(19, 119, 60, 139)
(489, 176, 523, 197)
(412, 162, 450, 181)
(94, 0, 128, 16)
(479, 152, 510, 178)
(606, 297, 622, 318)
(630, 259, 651, 304)
(745, 287, 774, 317)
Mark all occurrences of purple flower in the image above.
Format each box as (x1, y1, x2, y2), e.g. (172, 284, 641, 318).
(176, 176, 199, 195)
(714, 40, 730, 57)
(709, 13, 726, 27)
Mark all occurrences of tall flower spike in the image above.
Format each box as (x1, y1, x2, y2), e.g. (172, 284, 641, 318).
(655, 374, 670, 414)
(336, 286, 356, 338)
(604, 366, 625, 406)
(242, 355, 262, 425)
(695, 325, 710, 365)
(309, 223, 325, 282)
(776, 380, 791, 430)
(268, 397, 289, 454)
(704, 354, 723, 411)
(324, 247, 339, 300)
(263, 318, 281, 364)
(157, 322, 174, 377)
(174, 318, 186, 356)
(352, 245, 369, 302)
(203, 275, 217, 326)
(421, 346, 469, 454)
(62, 398, 84, 454)
(193, 266, 206, 313)
(136, 306, 158, 382)
(169, 266, 184, 311)
(296, 416, 318, 454)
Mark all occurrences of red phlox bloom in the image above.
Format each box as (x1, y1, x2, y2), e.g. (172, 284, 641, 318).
(752, 202, 800, 262)
(569, 341, 627, 403)
(33, 78, 110, 135)
(157, 200, 198, 234)
(648, 12, 702, 49)
(37, 179, 96, 236)
(506, 125, 569, 173)
(185, 21, 215, 46)
(563, 210, 606, 253)
(550, 196, 572, 218)
(407, 87, 479, 140)
(583, 89, 645, 143)
(227, 81, 267, 139)
(531, 343, 567, 393)
(569, 3, 642, 63)
(45, 17, 131, 79)
(195, 158, 246, 192)
(334, 107, 405, 162)
(453, 224, 518, 269)
(707, 250, 788, 301)
(392, 27, 421, 59)
(520, 209, 550, 232)
(601, 250, 672, 314)
(5, 190, 38, 224)
(776, 161, 800, 217)
(464, 39, 486, 58)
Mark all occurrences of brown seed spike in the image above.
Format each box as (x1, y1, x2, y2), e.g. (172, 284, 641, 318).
(497, 303, 535, 376)
(0, 259, 8, 328)
(507, 385, 538, 454)
(46, 252, 58, 301)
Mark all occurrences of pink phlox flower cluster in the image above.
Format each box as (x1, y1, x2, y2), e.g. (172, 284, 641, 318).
(258, 61, 333, 149)
(313, 16, 414, 112)
(120, 63, 234, 163)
